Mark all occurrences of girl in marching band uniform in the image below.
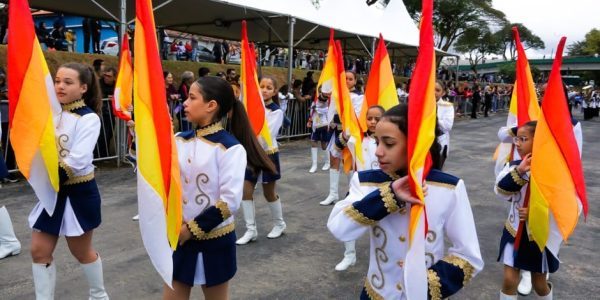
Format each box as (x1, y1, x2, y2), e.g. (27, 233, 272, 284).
(307, 82, 333, 173)
(320, 71, 364, 206)
(328, 104, 483, 299)
(332, 105, 384, 271)
(166, 76, 275, 299)
(435, 81, 454, 167)
(29, 63, 108, 299)
(495, 121, 556, 300)
(236, 76, 286, 245)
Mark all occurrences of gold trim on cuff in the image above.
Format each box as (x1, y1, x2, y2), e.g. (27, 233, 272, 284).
(200, 222, 235, 240)
(496, 185, 517, 196)
(510, 168, 528, 186)
(343, 205, 377, 226)
(187, 220, 206, 240)
(427, 269, 442, 300)
(505, 220, 516, 237)
(442, 255, 476, 286)
(364, 278, 384, 300)
(265, 148, 279, 155)
(215, 200, 232, 220)
(379, 183, 399, 214)
(338, 132, 348, 146)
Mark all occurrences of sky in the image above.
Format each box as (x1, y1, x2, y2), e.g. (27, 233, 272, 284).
(491, 0, 598, 58)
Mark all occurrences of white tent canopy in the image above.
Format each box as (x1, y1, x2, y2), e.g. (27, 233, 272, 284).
(15, 0, 426, 57)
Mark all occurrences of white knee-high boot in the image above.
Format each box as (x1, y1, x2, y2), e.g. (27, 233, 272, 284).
(236, 200, 258, 245)
(81, 255, 109, 300)
(534, 282, 553, 300)
(518, 270, 532, 295)
(32, 262, 56, 300)
(335, 240, 356, 271)
(267, 197, 286, 238)
(0, 206, 21, 259)
(309, 147, 318, 173)
(320, 169, 339, 205)
(321, 151, 330, 171)
(499, 291, 518, 299)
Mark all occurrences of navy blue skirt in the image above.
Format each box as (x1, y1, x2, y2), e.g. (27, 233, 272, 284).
(497, 226, 559, 273)
(172, 231, 237, 287)
(311, 126, 332, 142)
(33, 179, 102, 236)
(244, 152, 281, 183)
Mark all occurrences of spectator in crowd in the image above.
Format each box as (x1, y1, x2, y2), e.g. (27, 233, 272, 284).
(213, 40, 224, 64)
(190, 36, 199, 62)
(164, 71, 180, 114)
(93, 59, 105, 78)
(471, 85, 481, 119)
(0, 4, 8, 45)
(91, 18, 101, 53)
(222, 39, 230, 64)
(226, 68, 237, 82)
(484, 85, 493, 117)
(198, 67, 210, 78)
(95, 66, 117, 158)
(82, 17, 92, 53)
(216, 72, 227, 80)
(0, 69, 18, 183)
(65, 29, 76, 52)
(50, 23, 67, 51)
(35, 21, 50, 50)
(301, 71, 316, 98)
(178, 71, 195, 131)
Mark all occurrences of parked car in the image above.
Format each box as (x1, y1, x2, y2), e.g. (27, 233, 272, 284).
(100, 37, 119, 56)
(195, 45, 215, 62)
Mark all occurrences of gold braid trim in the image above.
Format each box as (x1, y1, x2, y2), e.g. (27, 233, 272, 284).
(364, 278, 384, 300)
(508, 127, 516, 137)
(496, 185, 517, 196)
(427, 269, 442, 300)
(338, 132, 348, 146)
(61, 99, 86, 111)
(379, 183, 399, 213)
(215, 200, 232, 220)
(187, 220, 206, 240)
(343, 205, 377, 226)
(59, 161, 76, 179)
(442, 255, 476, 287)
(201, 222, 235, 240)
(505, 220, 516, 237)
(510, 168, 528, 186)
(196, 122, 223, 137)
(265, 148, 279, 155)
(64, 172, 95, 185)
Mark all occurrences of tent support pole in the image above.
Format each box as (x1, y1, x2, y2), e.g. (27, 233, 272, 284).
(287, 17, 296, 92)
(254, 12, 286, 44)
(90, 0, 119, 22)
(293, 24, 319, 48)
(115, 0, 128, 167)
(356, 35, 372, 58)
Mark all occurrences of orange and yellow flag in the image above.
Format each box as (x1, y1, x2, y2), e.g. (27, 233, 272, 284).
(8, 0, 60, 215)
(513, 27, 540, 126)
(113, 33, 133, 121)
(529, 37, 587, 251)
(134, 0, 182, 287)
(240, 20, 273, 148)
(334, 41, 365, 171)
(365, 33, 399, 110)
(316, 29, 340, 123)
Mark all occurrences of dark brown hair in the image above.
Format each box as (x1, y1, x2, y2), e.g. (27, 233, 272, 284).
(382, 104, 443, 170)
(59, 62, 102, 114)
(194, 76, 276, 174)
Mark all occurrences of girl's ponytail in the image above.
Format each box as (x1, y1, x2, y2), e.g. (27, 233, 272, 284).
(229, 100, 277, 174)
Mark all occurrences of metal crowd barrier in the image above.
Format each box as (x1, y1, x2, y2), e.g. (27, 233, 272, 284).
(278, 98, 312, 139)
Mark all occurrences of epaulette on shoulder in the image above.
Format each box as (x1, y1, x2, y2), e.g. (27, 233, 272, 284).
(175, 130, 195, 140)
(438, 100, 454, 107)
(71, 106, 95, 117)
(358, 169, 395, 185)
(203, 130, 240, 150)
(266, 102, 281, 111)
(426, 169, 459, 188)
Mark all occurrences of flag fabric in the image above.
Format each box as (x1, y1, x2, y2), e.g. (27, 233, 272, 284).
(494, 28, 541, 175)
(134, 0, 183, 287)
(402, 0, 436, 297)
(7, 0, 60, 216)
(113, 33, 133, 122)
(513, 27, 540, 127)
(240, 20, 273, 148)
(317, 29, 341, 125)
(364, 34, 399, 110)
(334, 41, 365, 171)
(529, 37, 588, 251)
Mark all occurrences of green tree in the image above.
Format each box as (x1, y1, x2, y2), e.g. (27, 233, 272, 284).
(568, 28, 600, 56)
(494, 23, 545, 61)
(497, 62, 541, 82)
(454, 27, 502, 74)
(403, 0, 506, 52)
